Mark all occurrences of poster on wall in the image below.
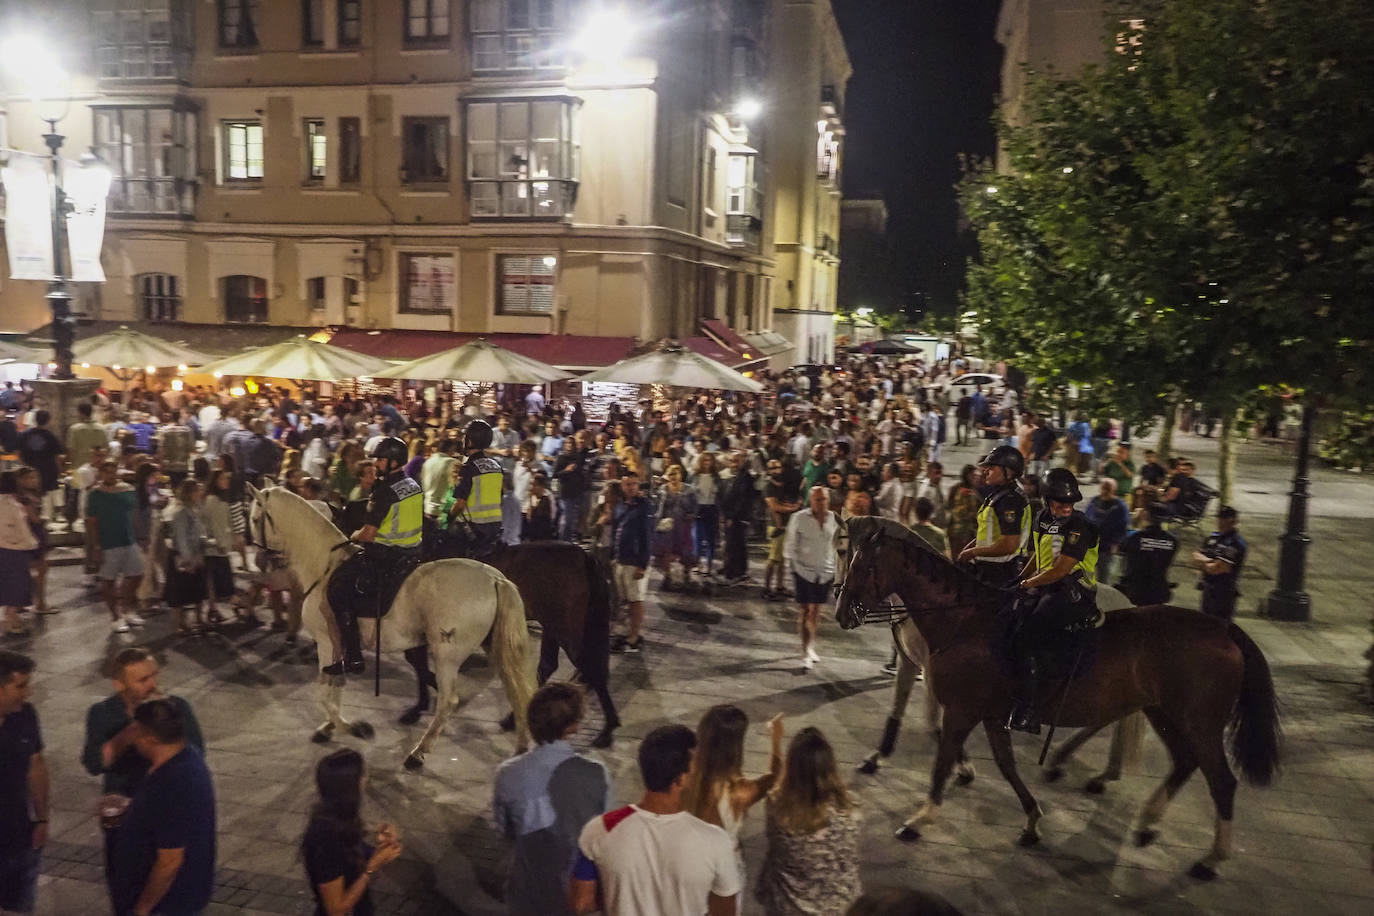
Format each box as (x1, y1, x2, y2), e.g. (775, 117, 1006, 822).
(2, 153, 54, 280)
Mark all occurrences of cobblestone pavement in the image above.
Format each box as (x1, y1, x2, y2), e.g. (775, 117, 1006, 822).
(17, 431, 1374, 915)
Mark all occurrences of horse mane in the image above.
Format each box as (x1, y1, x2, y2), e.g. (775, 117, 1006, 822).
(260, 485, 345, 540)
(848, 515, 1004, 609)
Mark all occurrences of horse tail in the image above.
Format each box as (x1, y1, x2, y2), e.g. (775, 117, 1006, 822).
(491, 574, 534, 741)
(1226, 622, 1282, 787)
(580, 550, 613, 688)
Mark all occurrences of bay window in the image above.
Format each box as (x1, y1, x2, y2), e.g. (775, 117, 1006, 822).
(466, 99, 577, 219)
(93, 105, 197, 216)
(471, 0, 567, 72)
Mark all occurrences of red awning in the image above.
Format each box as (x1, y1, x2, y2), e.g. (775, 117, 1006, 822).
(700, 318, 754, 354)
(326, 328, 636, 370)
(682, 336, 756, 368)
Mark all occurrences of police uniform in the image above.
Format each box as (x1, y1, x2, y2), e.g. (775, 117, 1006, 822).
(973, 483, 1031, 586)
(1117, 524, 1179, 605)
(1028, 507, 1100, 613)
(366, 469, 425, 552)
(448, 453, 505, 555)
(1199, 528, 1246, 620)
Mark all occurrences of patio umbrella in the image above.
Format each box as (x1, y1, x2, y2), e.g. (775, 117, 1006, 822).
(579, 341, 764, 393)
(0, 340, 47, 364)
(72, 325, 211, 371)
(372, 338, 573, 384)
(195, 336, 392, 382)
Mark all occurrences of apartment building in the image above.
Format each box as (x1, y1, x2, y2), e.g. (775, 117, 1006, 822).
(0, 0, 852, 370)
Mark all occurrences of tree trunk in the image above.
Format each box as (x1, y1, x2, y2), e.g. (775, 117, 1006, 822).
(1156, 400, 1178, 460)
(1217, 411, 1237, 507)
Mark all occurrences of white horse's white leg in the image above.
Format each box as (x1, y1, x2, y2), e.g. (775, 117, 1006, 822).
(405, 642, 464, 770)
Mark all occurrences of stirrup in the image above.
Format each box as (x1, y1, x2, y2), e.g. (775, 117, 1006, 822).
(322, 661, 345, 676)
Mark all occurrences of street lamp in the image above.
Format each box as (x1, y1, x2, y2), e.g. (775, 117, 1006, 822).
(735, 97, 763, 121)
(573, 4, 636, 67)
(1, 34, 111, 381)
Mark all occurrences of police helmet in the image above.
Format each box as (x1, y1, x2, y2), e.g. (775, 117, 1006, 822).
(1043, 468, 1083, 503)
(978, 445, 1025, 480)
(465, 419, 494, 450)
(372, 437, 408, 467)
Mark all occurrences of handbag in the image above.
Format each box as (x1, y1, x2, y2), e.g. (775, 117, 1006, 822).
(656, 517, 675, 533)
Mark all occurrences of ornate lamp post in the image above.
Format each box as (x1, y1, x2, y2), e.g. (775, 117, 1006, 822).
(1261, 404, 1315, 621)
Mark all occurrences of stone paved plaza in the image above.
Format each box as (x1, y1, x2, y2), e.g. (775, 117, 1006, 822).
(16, 430, 1374, 915)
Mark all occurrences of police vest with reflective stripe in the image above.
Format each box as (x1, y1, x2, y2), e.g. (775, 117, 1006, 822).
(466, 457, 505, 526)
(377, 477, 424, 549)
(1032, 514, 1098, 588)
(975, 488, 1031, 562)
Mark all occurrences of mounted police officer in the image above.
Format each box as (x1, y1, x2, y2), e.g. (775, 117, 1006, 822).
(326, 436, 423, 675)
(956, 445, 1032, 588)
(445, 419, 505, 558)
(1007, 467, 1101, 733)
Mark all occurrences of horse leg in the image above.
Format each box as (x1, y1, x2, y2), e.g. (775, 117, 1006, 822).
(1087, 716, 1133, 794)
(1184, 726, 1239, 881)
(502, 633, 560, 733)
(859, 649, 917, 775)
(313, 674, 346, 743)
(1135, 707, 1198, 848)
(589, 678, 620, 749)
(1044, 723, 1105, 784)
(896, 717, 977, 842)
(984, 721, 1044, 846)
(400, 645, 435, 726)
(405, 643, 463, 770)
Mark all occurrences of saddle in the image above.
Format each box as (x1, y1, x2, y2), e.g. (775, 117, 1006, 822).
(327, 548, 423, 620)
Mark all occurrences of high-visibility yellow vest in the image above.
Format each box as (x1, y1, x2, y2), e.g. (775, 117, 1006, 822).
(466, 462, 505, 526)
(1032, 517, 1098, 588)
(975, 489, 1030, 563)
(376, 477, 424, 549)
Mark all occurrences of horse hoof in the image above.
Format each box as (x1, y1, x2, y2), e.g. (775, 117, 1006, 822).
(1136, 828, 1159, 848)
(1044, 767, 1064, 784)
(403, 754, 425, 771)
(311, 728, 333, 744)
(1084, 778, 1107, 795)
(398, 706, 423, 726)
(1017, 830, 1040, 848)
(350, 722, 375, 740)
(591, 729, 615, 749)
(1188, 862, 1218, 882)
(895, 825, 922, 843)
(857, 757, 879, 776)
(955, 769, 975, 787)
(499, 712, 516, 733)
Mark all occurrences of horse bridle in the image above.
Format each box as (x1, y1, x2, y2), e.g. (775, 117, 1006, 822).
(253, 491, 354, 601)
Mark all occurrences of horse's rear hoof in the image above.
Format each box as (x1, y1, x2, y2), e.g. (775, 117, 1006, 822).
(499, 712, 516, 733)
(1044, 766, 1064, 784)
(311, 727, 333, 744)
(1084, 777, 1108, 795)
(857, 756, 879, 776)
(398, 706, 423, 726)
(895, 825, 921, 842)
(1017, 830, 1040, 848)
(591, 728, 615, 749)
(403, 754, 424, 771)
(350, 722, 375, 740)
(955, 769, 975, 786)
(1136, 828, 1159, 848)
(1188, 862, 1218, 882)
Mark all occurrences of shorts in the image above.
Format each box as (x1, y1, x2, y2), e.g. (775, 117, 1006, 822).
(0, 844, 40, 912)
(768, 529, 786, 563)
(99, 544, 145, 581)
(793, 574, 834, 605)
(613, 562, 648, 603)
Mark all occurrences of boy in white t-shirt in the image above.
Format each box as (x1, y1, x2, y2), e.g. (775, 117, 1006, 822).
(572, 725, 740, 916)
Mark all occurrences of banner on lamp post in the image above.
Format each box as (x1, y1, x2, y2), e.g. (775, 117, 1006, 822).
(64, 159, 111, 283)
(2, 153, 55, 280)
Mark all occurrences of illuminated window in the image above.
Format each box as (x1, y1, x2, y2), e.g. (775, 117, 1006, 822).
(497, 255, 557, 316)
(223, 121, 264, 181)
(305, 119, 327, 182)
(467, 99, 578, 219)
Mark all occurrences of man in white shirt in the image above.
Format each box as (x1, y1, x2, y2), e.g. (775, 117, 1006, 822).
(572, 725, 739, 916)
(420, 438, 459, 546)
(784, 486, 839, 670)
(916, 461, 949, 528)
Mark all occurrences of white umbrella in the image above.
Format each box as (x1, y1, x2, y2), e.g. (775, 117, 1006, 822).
(579, 341, 764, 393)
(71, 325, 211, 371)
(0, 340, 47, 364)
(195, 336, 392, 382)
(373, 338, 572, 384)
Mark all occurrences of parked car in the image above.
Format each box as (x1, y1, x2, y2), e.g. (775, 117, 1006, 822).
(939, 372, 1007, 406)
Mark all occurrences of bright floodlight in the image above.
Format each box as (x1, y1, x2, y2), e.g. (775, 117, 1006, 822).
(542, 256, 559, 269)
(0, 34, 67, 107)
(574, 5, 634, 64)
(736, 98, 763, 120)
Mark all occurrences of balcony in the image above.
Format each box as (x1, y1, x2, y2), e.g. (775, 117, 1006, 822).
(727, 213, 763, 248)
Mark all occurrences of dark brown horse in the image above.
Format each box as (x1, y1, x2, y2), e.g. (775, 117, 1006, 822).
(837, 517, 1281, 880)
(403, 541, 620, 747)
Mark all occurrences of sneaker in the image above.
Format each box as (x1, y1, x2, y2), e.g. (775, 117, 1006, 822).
(610, 634, 629, 654)
(112, 619, 130, 634)
(806, 646, 821, 663)
(124, 613, 146, 628)
(802, 655, 815, 671)
(622, 637, 643, 655)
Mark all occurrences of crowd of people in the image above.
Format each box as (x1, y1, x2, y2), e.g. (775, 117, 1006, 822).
(0, 350, 1250, 916)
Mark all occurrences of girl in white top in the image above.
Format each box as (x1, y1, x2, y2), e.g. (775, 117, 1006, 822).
(683, 705, 785, 887)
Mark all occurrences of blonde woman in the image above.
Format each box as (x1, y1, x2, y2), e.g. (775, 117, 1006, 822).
(651, 464, 698, 591)
(757, 727, 862, 916)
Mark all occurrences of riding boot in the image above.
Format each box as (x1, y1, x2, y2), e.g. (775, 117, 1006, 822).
(338, 607, 366, 675)
(1008, 656, 1043, 734)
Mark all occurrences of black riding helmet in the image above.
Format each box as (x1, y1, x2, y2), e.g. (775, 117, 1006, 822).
(978, 444, 1025, 480)
(465, 419, 494, 450)
(1043, 467, 1083, 503)
(371, 436, 408, 467)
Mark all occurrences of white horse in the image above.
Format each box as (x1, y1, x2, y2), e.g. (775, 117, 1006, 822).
(249, 485, 533, 767)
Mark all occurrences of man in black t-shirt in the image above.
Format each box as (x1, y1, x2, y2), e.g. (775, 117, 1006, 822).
(1028, 416, 1057, 479)
(17, 410, 63, 517)
(0, 652, 46, 916)
(1117, 505, 1180, 605)
(554, 435, 591, 542)
(762, 459, 801, 600)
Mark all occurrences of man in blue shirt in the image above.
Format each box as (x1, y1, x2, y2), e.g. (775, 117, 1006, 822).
(539, 419, 564, 459)
(112, 699, 215, 916)
(610, 473, 652, 654)
(494, 683, 612, 916)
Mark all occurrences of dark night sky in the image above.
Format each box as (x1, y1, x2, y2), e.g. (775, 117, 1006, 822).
(833, 0, 1004, 316)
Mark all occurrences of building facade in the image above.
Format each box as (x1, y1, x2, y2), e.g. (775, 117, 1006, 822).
(0, 0, 852, 370)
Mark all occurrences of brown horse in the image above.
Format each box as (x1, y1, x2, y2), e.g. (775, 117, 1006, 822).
(403, 541, 621, 747)
(836, 517, 1281, 880)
